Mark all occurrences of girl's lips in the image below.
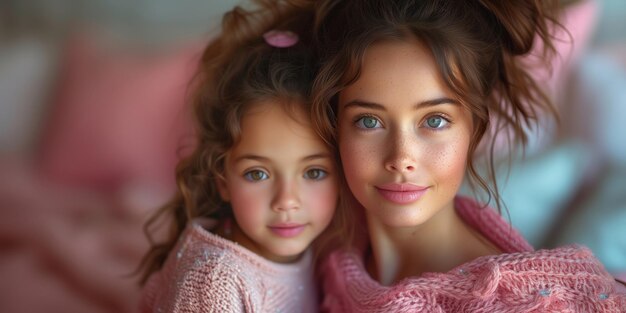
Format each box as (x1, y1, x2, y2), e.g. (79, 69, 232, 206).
(268, 224, 306, 238)
(375, 183, 429, 204)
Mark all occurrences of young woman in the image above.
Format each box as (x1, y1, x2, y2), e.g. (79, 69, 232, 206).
(311, 0, 626, 311)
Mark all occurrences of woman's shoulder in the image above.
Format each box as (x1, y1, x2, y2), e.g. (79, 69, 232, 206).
(321, 244, 626, 312)
(454, 195, 534, 253)
(464, 244, 626, 311)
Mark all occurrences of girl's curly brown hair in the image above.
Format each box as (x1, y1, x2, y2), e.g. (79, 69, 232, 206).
(137, 0, 352, 284)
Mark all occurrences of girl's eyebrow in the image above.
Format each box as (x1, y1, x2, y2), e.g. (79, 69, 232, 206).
(343, 97, 459, 111)
(234, 155, 269, 163)
(302, 153, 332, 162)
(234, 153, 332, 163)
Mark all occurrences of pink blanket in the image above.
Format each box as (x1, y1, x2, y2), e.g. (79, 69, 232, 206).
(0, 158, 158, 313)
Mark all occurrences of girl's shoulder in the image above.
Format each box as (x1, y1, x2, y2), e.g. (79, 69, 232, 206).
(140, 219, 247, 312)
(155, 218, 245, 281)
(142, 218, 319, 312)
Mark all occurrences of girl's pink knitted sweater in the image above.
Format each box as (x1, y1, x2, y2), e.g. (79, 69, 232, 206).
(321, 197, 626, 312)
(141, 218, 318, 313)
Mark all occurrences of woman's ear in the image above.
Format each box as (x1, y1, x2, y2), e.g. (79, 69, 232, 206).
(216, 176, 230, 202)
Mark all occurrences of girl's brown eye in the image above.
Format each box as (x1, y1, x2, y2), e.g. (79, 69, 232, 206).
(244, 170, 269, 181)
(304, 169, 327, 180)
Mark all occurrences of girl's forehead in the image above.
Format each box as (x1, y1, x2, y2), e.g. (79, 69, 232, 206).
(227, 100, 331, 167)
(244, 98, 307, 121)
(238, 100, 315, 141)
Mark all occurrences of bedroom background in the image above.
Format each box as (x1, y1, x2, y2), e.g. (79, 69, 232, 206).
(0, 0, 624, 312)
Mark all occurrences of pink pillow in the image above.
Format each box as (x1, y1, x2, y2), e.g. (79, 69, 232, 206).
(38, 36, 200, 194)
(525, 0, 599, 100)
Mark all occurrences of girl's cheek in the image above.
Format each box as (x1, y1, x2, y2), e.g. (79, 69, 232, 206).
(306, 180, 339, 217)
(228, 181, 264, 211)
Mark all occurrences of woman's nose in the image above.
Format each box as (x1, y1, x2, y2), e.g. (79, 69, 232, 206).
(384, 131, 417, 173)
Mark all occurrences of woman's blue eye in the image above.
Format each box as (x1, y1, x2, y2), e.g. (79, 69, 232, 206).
(424, 116, 449, 129)
(244, 170, 269, 181)
(355, 116, 381, 129)
(304, 169, 327, 180)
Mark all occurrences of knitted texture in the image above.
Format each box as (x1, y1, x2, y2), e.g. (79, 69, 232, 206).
(141, 218, 318, 313)
(321, 197, 626, 312)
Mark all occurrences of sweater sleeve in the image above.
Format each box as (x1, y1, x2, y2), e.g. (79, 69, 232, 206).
(139, 271, 162, 313)
(320, 251, 354, 313)
(151, 253, 249, 313)
(176, 259, 246, 312)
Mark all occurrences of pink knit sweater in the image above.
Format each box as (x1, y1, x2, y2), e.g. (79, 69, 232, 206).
(321, 197, 626, 312)
(141, 218, 318, 313)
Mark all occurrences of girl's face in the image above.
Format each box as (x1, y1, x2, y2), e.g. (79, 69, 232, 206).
(219, 101, 338, 263)
(337, 39, 473, 227)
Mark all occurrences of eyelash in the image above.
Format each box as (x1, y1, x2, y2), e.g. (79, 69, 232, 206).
(352, 113, 452, 131)
(243, 168, 329, 182)
(304, 168, 328, 180)
(353, 114, 383, 130)
(243, 169, 269, 182)
(421, 113, 452, 131)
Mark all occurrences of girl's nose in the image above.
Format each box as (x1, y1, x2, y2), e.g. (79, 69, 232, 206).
(271, 179, 300, 212)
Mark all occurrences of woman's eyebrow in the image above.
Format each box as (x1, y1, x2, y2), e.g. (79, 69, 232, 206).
(342, 100, 386, 111)
(417, 97, 459, 108)
(343, 97, 459, 111)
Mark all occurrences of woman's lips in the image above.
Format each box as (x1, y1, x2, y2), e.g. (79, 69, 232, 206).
(268, 223, 306, 238)
(375, 183, 429, 204)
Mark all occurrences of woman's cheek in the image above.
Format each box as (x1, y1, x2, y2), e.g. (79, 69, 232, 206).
(340, 136, 379, 189)
(432, 136, 470, 193)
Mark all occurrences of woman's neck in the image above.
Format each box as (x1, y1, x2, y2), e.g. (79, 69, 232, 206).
(366, 201, 499, 285)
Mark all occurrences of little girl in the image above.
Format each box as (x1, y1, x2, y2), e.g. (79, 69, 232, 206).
(138, 1, 345, 312)
(310, 0, 626, 311)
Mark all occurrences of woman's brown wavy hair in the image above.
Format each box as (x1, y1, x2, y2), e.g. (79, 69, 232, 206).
(311, 0, 563, 217)
(137, 0, 352, 284)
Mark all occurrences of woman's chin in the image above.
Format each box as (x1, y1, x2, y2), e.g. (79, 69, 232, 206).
(368, 205, 434, 228)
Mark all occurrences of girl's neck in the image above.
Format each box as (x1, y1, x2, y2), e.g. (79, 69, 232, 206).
(366, 201, 500, 285)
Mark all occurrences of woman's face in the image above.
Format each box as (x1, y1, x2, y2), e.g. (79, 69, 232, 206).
(337, 38, 473, 227)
